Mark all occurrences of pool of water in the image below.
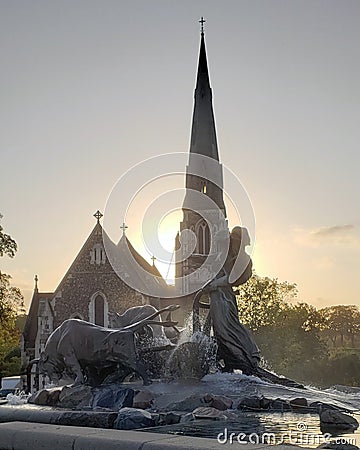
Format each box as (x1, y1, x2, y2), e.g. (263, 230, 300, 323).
(146, 411, 360, 447)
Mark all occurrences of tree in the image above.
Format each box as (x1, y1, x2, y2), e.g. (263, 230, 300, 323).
(235, 273, 327, 384)
(0, 214, 17, 258)
(235, 273, 297, 330)
(319, 305, 360, 348)
(0, 215, 24, 377)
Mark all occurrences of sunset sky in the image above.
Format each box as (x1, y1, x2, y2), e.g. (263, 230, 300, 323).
(1, 1, 359, 310)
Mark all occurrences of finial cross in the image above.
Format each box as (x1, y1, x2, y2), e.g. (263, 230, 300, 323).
(93, 210, 103, 223)
(151, 255, 156, 265)
(120, 222, 128, 236)
(199, 16, 206, 34)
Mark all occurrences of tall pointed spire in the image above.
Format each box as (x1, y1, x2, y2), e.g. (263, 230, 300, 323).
(176, 20, 228, 295)
(189, 21, 219, 161)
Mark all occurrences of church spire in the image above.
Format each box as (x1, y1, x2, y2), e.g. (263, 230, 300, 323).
(189, 20, 219, 161)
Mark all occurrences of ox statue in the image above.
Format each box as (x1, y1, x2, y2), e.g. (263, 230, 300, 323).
(110, 304, 181, 341)
(38, 305, 179, 386)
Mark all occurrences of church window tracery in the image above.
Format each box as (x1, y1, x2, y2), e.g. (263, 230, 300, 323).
(90, 244, 106, 265)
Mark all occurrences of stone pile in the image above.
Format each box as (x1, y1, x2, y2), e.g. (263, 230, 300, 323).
(26, 385, 359, 435)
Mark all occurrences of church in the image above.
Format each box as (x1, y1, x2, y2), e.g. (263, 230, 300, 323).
(21, 20, 229, 392)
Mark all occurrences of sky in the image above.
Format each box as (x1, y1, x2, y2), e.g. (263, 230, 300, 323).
(1, 0, 359, 311)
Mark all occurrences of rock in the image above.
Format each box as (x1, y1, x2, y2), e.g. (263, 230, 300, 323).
(203, 393, 233, 411)
(58, 384, 92, 408)
(166, 394, 205, 412)
(320, 410, 359, 432)
(133, 390, 154, 409)
(237, 396, 270, 411)
(114, 407, 155, 430)
(192, 406, 227, 420)
(223, 411, 238, 420)
(160, 411, 182, 425)
(290, 397, 308, 409)
(28, 389, 50, 406)
(180, 412, 195, 423)
(28, 387, 62, 406)
(270, 398, 291, 411)
(92, 386, 134, 410)
(310, 402, 342, 413)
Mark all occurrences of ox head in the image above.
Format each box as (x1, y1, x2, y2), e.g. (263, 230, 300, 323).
(104, 330, 136, 363)
(38, 352, 63, 384)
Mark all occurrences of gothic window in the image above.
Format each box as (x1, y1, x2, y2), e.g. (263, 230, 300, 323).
(94, 295, 104, 326)
(196, 220, 210, 254)
(90, 244, 106, 265)
(89, 292, 108, 327)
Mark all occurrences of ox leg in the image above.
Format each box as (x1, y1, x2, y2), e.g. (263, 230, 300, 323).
(135, 360, 152, 386)
(63, 351, 84, 385)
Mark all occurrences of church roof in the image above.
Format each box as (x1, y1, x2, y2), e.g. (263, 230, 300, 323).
(22, 215, 170, 350)
(112, 234, 169, 298)
(23, 290, 53, 349)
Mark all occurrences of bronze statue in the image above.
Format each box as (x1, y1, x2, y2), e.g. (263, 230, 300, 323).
(193, 226, 304, 388)
(38, 305, 179, 386)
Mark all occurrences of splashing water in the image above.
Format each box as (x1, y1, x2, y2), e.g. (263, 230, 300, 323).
(6, 391, 31, 405)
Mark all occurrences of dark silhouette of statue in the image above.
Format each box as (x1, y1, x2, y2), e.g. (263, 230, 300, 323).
(193, 226, 304, 388)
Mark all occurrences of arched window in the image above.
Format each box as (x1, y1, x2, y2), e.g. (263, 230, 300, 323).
(89, 292, 108, 326)
(90, 244, 106, 265)
(94, 295, 104, 326)
(196, 221, 210, 254)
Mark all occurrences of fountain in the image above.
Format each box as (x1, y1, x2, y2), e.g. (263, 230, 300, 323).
(1, 227, 359, 449)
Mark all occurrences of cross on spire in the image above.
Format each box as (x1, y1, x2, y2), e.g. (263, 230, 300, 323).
(120, 222, 128, 236)
(151, 255, 156, 266)
(199, 16, 206, 35)
(93, 210, 103, 223)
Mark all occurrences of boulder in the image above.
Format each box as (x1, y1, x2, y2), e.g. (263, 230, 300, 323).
(157, 411, 182, 425)
(237, 396, 270, 411)
(114, 407, 155, 430)
(28, 387, 63, 406)
(47, 387, 62, 406)
(133, 390, 154, 409)
(290, 397, 308, 410)
(203, 393, 233, 411)
(310, 402, 342, 413)
(28, 389, 50, 406)
(92, 386, 134, 410)
(58, 384, 92, 408)
(320, 410, 359, 432)
(166, 394, 205, 412)
(192, 406, 227, 420)
(270, 398, 291, 411)
(180, 412, 195, 423)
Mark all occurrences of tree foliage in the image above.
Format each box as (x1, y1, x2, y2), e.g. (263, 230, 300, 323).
(235, 273, 297, 330)
(0, 216, 24, 377)
(235, 272, 360, 387)
(319, 305, 360, 348)
(0, 214, 17, 258)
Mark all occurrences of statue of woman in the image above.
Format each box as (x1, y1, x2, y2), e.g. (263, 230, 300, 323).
(204, 226, 260, 374)
(193, 226, 305, 388)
